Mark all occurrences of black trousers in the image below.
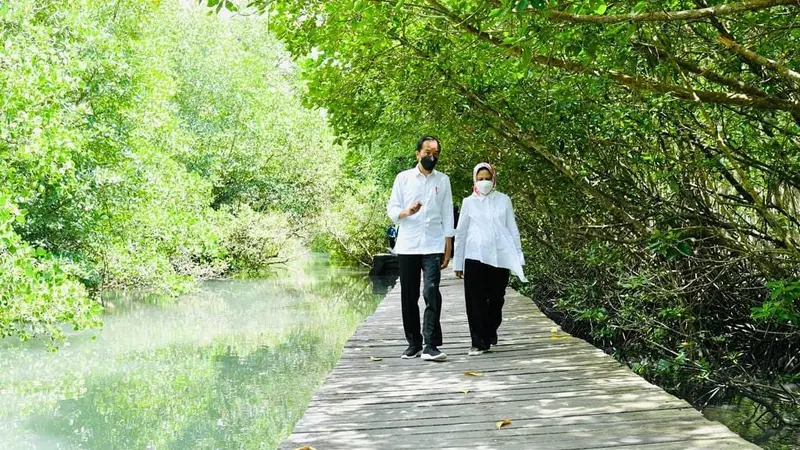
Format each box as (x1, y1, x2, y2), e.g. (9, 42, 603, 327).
(464, 259, 510, 349)
(398, 254, 443, 347)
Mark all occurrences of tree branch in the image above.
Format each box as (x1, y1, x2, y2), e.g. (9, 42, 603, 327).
(717, 35, 800, 85)
(424, 0, 800, 116)
(632, 41, 769, 98)
(540, 0, 800, 24)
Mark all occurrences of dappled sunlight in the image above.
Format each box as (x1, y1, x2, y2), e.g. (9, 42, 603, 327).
(280, 272, 756, 449)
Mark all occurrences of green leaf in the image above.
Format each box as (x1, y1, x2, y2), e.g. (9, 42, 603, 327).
(489, 7, 509, 18)
(593, 1, 607, 15)
(521, 46, 532, 66)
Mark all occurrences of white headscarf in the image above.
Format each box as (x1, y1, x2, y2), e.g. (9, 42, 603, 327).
(472, 162, 496, 197)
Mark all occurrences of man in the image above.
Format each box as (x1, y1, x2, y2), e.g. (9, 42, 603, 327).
(387, 136, 454, 361)
(387, 224, 397, 250)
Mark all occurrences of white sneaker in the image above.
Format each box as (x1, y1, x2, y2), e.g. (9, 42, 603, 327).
(468, 347, 486, 356)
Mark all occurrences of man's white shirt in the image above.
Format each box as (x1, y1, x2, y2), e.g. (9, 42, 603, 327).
(387, 167, 455, 255)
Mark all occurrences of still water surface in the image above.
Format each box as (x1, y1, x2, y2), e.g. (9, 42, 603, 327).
(1, 256, 394, 449)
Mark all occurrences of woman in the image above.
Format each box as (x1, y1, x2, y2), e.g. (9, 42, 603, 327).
(454, 162, 527, 356)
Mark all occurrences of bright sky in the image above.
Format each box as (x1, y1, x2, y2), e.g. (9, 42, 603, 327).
(178, 0, 235, 19)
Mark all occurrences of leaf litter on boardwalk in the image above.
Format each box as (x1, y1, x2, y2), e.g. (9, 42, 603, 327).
(550, 326, 569, 340)
(495, 419, 512, 429)
(464, 371, 483, 377)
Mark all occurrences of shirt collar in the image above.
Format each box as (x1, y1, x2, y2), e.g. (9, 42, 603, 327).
(477, 190, 495, 201)
(415, 166, 436, 178)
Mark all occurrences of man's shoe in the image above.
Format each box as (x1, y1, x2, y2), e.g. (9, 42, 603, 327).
(401, 345, 423, 359)
(491, 335, 498, 345)
(468, 347, 485, 356)
(421, 345, 447, 361)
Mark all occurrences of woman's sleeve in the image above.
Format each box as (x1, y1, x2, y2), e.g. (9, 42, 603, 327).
(454, 199, 470, 272)
(506, 196, 525, 266)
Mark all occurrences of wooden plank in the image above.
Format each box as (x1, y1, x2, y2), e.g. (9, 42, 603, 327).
(291, 395, 691, 430)
(310, 377, 652, 401)
(288, 408, 697, 435)
(281, 419, 740, 450)
(289, 404, 711, 434)
(307, 384, 669, 412)
(312, 370, 639, 397)
(280, 271, 757, 449)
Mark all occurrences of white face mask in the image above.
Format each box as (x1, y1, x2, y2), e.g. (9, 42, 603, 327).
(476, 179, 494, 195)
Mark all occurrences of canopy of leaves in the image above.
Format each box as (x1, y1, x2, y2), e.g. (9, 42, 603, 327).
(258, 0, 800, 421)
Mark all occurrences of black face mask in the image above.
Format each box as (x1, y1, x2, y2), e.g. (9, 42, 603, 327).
(420, 155, 438, 171)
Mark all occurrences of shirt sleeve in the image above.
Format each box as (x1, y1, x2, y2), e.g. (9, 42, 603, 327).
(442, 177, 455, 238)
(505, 195, 525, 266)
(454, 198, 469, 272)
(387, 174, 404, 223)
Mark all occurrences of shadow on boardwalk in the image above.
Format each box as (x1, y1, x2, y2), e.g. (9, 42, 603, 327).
(280, 272, 757, 449)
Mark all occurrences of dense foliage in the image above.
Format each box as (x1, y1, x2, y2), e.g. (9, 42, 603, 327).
(0, 1, 387, 344)
(252, 0, 800, 424)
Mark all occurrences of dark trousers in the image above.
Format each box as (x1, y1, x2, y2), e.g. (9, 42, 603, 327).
(398, 254, 443, 347)
(464, 259, 510, 349)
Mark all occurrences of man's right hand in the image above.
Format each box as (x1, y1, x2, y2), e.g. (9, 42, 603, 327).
(399, 201, 422, 219)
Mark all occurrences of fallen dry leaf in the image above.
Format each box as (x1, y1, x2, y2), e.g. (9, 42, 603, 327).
(293, 446, 316, 450)
(369, 356, 382, 361)
(495, 419, 512, 429)
(550, 327, 558, 333)
(463, 371, 483, 377)
(458, 388, 470, 394)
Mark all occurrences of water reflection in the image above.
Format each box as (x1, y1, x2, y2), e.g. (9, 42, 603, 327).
(0, 255, 394, 449)
(704, 401, 800, 449)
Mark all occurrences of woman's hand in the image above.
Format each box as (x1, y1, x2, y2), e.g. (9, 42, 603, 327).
(455, 271, 463, 279)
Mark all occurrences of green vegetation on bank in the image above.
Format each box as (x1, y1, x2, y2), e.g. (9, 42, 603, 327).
(0, 1, 387, 344)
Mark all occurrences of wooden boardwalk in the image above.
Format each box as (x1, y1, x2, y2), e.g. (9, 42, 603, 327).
(280, 272, 757, 449)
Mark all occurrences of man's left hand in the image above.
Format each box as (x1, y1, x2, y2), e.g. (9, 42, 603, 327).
(442, 237, 453, 269)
